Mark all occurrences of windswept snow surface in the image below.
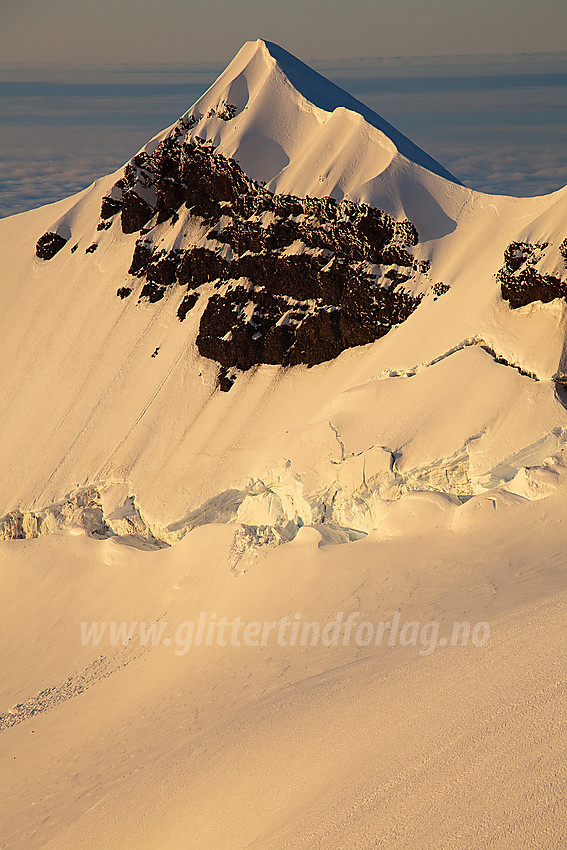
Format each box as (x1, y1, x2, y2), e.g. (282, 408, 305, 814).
(1, 38, 567, 848)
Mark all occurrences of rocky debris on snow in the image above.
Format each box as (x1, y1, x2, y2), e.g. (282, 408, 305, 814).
(432, 281, 450, 300)
(0, 648, 144, 731)
(215, 102, 238, 121)
(35, 232, 68, 260)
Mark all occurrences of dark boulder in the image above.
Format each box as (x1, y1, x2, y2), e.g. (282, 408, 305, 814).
(100, 195, 122, 219)
(177, 291, 200, 321)
(36, 232, 68, 260)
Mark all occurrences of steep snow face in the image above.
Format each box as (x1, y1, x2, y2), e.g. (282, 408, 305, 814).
(141, 39, 469, 239)
(193, 40, 461, 182)
(148, 39, 461, 180)
(0, 39, 567, 532)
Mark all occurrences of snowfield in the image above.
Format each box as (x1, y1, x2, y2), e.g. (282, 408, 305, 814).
(1, 39, 567, 848)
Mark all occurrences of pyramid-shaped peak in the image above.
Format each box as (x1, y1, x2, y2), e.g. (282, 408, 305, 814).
(203, 39, 461, 186)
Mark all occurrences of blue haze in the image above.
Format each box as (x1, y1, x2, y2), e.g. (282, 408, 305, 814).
(1, 55, 566, 219)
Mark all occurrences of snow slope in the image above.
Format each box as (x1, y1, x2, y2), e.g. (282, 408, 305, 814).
(1, 38, 567, 849)
(0, 40, 566, 532)
(2, 487, 567, 848)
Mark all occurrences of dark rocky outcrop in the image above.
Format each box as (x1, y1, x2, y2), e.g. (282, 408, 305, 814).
(139, 281, 167, 303)
(111, 131, 428, 387)
(128, 242, 153, 276)
(115, 152, 158, 233)
(36, 232, 68, 260)
(121, 191, 155, 234)
(498, 241, 567, 308)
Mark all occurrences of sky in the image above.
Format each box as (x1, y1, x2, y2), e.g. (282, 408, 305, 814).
(2, 0, 567, 64)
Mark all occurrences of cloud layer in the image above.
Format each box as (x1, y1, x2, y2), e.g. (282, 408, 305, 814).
(1, 60, 566, 218)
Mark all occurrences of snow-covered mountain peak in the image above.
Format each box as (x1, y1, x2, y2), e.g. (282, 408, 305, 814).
(134, 38, 464, 221)
(1, 39, 566, 531)
(183, 39, 461, 186)
(4, 42, 567, 849)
